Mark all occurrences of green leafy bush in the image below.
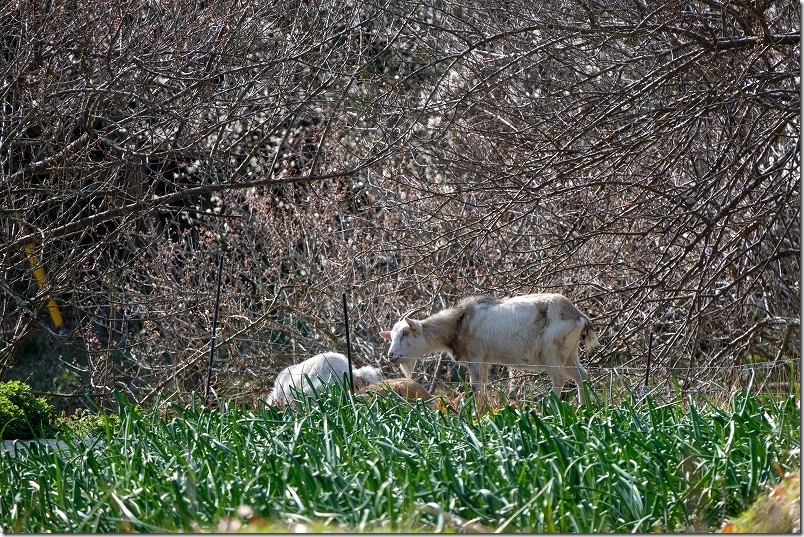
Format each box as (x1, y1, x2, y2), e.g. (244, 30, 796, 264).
(0, 380, 57, 440)
(58, 409, 119, 438)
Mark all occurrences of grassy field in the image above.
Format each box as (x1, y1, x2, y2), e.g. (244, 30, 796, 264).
(0, 389, 799, 533)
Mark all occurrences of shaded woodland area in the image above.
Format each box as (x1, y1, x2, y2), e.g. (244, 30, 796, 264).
(1, 0, 799, 409)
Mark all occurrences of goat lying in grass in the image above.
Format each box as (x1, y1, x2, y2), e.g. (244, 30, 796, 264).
(268, 352, 383, 408)
(357, 378, 440, 409)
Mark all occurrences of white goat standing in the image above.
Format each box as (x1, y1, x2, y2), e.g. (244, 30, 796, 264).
(268, 352, 384, 408)
(380, 294, 599, 404)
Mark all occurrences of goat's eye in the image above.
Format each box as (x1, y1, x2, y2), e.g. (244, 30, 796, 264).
(401, 329, 408, 337)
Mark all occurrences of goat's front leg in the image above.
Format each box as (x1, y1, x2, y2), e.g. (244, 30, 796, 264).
(465, 359, 492, 411)
(465, 359, 488, 395)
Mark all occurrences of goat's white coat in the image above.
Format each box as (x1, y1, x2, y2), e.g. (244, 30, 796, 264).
(380, 294, 599, 403)
(268, 352, 383, 407)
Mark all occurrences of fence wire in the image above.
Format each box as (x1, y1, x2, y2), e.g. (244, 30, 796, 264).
(219, 354, 798, 407)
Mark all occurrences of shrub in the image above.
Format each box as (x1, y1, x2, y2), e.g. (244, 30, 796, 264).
(0, 380, 57, 440)
(58, 409, 119, 438)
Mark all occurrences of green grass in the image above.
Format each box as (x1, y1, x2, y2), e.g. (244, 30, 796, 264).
(0, 389, 799, 533)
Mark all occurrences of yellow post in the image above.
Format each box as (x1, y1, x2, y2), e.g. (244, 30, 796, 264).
(23, 242, 64, 329)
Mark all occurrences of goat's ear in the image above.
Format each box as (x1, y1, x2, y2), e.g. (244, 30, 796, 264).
(379, 330, 392, 340)
(405, 317, 422, 332)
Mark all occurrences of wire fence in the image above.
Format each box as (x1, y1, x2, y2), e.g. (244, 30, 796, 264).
(227, 353, 799, 409)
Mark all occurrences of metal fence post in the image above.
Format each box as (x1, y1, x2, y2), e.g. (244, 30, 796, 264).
(205, 249, 224, 404)
(342, 292, 354, 392)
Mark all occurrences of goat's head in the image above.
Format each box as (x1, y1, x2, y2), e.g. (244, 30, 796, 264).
(379, 317, 429, 370)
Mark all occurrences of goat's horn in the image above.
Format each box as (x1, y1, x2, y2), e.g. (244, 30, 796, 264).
(400, 308, 417, 319)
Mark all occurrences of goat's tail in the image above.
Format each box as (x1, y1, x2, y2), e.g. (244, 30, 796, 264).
(581, 318, 600, 350)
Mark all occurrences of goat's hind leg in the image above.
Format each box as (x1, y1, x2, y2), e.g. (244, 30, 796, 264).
(547, 341, 586, 404)
(547, 322, 590, 405)
(547, 370, 568, 402)
(563, 363, 588, 405)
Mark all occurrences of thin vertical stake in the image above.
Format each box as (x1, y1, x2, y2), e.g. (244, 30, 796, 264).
(342, 292, 354, 392)
(645, 332, 653, 390)
(205, 250, 224, 403)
